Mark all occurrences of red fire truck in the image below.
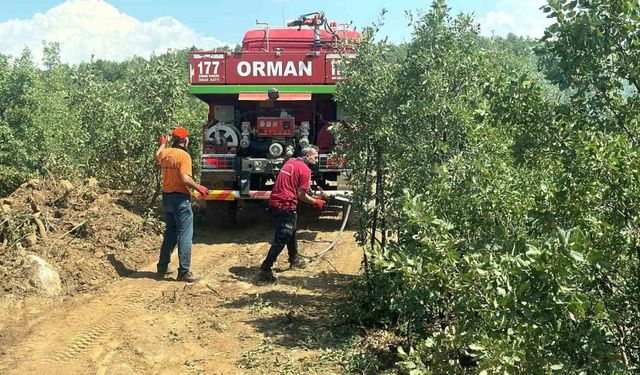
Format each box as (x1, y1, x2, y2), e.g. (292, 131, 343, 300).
(188, 12, 359, 225)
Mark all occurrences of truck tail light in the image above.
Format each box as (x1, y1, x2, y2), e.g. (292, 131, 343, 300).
(204, 156, 224, 168)
(326, 155, 346, 169)
(318, 154, 346, 170)
(202, 154, 235, 170)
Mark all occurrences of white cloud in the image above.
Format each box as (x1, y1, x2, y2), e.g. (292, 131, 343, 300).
(478, 0, 552, 38)
(0, 0, 229, 65)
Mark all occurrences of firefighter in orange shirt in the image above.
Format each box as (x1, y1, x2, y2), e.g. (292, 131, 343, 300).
(155, 127, 208, 283)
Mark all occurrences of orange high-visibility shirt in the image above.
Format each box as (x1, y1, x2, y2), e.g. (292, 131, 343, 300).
(157, 147, 192, 195)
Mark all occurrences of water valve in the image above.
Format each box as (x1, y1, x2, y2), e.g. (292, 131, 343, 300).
(269, 142, 284, 157)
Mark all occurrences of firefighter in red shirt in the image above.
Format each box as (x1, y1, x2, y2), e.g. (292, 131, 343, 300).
(258, 145, 326, 282)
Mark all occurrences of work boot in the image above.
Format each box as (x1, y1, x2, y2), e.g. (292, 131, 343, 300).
(257, 268, 277, 283)
(156, 265, 176, 278)
(289, 256, 308, 270)
(176, 271, 201, 283)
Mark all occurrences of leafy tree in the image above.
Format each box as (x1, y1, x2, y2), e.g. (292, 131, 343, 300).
(0, 45, 207, 201)
(0, 49, 42, 192)
(337, 0, 639, 373)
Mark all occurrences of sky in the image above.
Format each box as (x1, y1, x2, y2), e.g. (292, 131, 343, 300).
(0, 0, 552, 65)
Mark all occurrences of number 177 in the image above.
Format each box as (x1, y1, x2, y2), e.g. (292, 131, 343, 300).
(197, 60, 220, 75)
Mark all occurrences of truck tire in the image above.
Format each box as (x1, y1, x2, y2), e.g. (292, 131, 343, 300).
(205, 200, 238, 227)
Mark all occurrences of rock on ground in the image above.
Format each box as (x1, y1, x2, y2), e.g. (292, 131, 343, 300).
(25, 255, 62, 296)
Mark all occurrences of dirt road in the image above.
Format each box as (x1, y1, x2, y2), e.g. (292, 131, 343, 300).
(0, 206, 362, 374)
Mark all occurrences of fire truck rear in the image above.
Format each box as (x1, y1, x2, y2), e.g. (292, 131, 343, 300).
(188, 12, 359, 225)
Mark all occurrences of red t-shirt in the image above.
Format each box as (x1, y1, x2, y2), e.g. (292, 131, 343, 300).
(269, 158, 311, 211)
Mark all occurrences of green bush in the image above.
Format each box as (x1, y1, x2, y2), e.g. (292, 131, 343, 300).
(337, 0, 639, 373)
(0, 44, 206, 203)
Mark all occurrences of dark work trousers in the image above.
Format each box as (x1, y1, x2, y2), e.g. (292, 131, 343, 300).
(260, 207, 298, 271)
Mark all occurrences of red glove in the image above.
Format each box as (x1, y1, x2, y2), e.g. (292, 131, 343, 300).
(158, 133, 168, 146)
(196, 185, 209, 198)
(312, 198, 326, 209)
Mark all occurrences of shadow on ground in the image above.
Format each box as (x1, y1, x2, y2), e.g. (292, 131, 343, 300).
(107, 254, 175, 281)
(228, 266, 353, 292)
(224, 265, 359, 352)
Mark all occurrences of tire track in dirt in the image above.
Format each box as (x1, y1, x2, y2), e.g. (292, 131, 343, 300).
(0, 238, 258, 375)
(1, 287, 156, 374)
(41, 291, 146, 365)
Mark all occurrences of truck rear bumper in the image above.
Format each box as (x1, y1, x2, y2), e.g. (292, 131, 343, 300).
(194, 190, 352, 201)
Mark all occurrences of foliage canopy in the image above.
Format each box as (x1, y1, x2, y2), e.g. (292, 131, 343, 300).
(336, 0, 640, 373)
(0, 45, 206, 202)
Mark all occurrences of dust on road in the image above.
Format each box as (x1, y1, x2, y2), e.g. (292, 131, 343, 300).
(0, 205, 362, 374)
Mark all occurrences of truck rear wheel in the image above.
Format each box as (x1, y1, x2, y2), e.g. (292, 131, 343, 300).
(205, 200, 238, 227)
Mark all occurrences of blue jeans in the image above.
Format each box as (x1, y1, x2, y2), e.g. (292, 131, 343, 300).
(158, 192, 193, 274)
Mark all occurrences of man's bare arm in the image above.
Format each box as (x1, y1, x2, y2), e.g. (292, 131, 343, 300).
(155, 144, 166, 164)
(297, 188, 318, 205)
(181, 174, 202, 191)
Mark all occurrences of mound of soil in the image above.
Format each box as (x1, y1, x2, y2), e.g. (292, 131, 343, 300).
(0, 178, 164, 297)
